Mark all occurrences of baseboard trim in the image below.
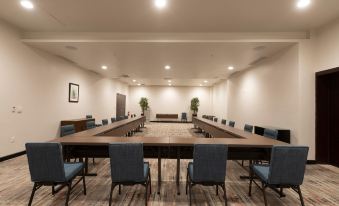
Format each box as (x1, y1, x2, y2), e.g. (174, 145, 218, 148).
(0, 151, 26, 162)
(307, 160, 317, 164)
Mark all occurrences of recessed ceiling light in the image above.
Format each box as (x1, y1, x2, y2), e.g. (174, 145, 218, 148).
(228, 66, 234, 70)
(154, 0, 167, 9)
(204, 80, 208, 83)
(199, 84, 203, 86)
(168, 83, 172, 86)
(137, 83, 141, 86)
(296, 0, 311, 9)
(132, 79, 136, 82)
(165, 65, 171, 70)
(20, 0, 34, 9)
(168, 80, 172, 83)
(101, 65, 108, 70)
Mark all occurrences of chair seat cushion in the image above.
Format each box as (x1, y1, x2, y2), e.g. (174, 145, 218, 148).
(144, 162, 150, 180)
(253, 165, 269, 182)
(188, 162, 193, 179)
(64, 163, 84, 181)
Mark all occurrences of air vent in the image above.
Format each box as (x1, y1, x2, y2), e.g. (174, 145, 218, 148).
(248, 57, 268, 66)
(253, 46, 266, 51)
(65, 46, 78, 51)
(120, 74, 130, 78)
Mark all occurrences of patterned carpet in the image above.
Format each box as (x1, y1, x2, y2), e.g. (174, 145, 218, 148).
(0, 123, 338, 206)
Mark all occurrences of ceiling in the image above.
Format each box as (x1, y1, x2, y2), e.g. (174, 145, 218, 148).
(0, 0, 339, 32)
(0, 0, 338, 86)
(27, 41, 294, 86)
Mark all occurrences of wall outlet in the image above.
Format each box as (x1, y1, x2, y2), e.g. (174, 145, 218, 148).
(10, 136, 15, 143)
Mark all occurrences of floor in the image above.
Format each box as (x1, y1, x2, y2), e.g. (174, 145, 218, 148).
(0, 123, 338, 206)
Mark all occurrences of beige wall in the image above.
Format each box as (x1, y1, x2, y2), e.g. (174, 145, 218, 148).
(0, 21, 128, 157)
(212, 80, 229, 120)
(128, 86, 212, 121)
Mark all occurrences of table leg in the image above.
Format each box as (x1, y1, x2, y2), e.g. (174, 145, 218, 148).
(84, 157, 97, 176)
(176, 148, 181, 195)
(157, 148, 162, 195)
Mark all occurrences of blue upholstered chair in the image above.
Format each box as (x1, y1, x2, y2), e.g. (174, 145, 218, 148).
(86, 115, 92, 119)
(102, 119, 109, 125)
(60, 124, 76, 137)
(214, 117, 218, 122)
(108, 143, 151, 206)
(186, 144, 228, 206)
(228, 121, 235, 127)
(221, 119, 227, 125)
(181, 112, 188, 122)
(249, 146, 309, 206)
(111, 117, 116, 123)
(263, 128, 278, 139)
(124, 115, 128, 119)
(244, 124, 254, 133)
(86, 120, 96, 129)
(25, 142, 86, 206)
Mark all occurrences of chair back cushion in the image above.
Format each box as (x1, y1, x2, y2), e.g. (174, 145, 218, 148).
(111, 117, 116, 123)
(268, 146, 309, 185)
(86, 115, 92, 119)
(60, 124, 75, 137)
(86, 120, 96, 129)
(228, 121, 235, 127)
(109, 143, 145, 182)
(102, 119, 108, 125)
(181, 113, 187, 119)
(25, 143, 65, 182)
(192, 144, 228, 183)
(214, 118, 218, 122)
(264, 128, 278, 139)
(221, 119, 227, 125)
(244, 124, 254, 133)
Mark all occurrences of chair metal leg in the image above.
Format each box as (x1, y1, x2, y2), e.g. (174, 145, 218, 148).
(52, 185, 55, 195)
(186, 168, 189, 195)
(297, 186, 305, 206)
(118, 184, 121, 195)
(249, 170, 253, 196)
(222, 184, 227, 206)
(262, 183, 268, 206)
(109, 183, 117, 206)
(279, 188, 284, 197)
(216, 185, 218, 195)
(82, 169, 87, 195)
(145, 182, 148, 206)
(28, 183, 37, 206)
(65, 182, 72, 206)
(188, 183, 192, 206)
(149, 169, 152, 194)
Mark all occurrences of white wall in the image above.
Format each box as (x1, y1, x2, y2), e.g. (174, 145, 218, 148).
(128, 86, 212, 121)
(0, 21, 128, 157)
(212, 80, 228, 119)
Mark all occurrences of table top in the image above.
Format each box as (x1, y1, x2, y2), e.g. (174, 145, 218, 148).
(61, 118, 95, 122)
(67, 116, 146, 137)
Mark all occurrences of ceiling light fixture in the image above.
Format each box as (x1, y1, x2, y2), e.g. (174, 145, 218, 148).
(296, 0, 311, 9)
(20, 0, 34, 9)
(204, 80, 208, 83)
(168, 80, 172, 83)
(137, 83, 141, 86)
(168, 84, 172, 86)
(132, 79, 136, 82)
(165, 65, 171, 70)
(101, 65, 108, 70)
(228, 66, 234, 70)
(199, 84, 203, 86)
(154, 0, 167, 9)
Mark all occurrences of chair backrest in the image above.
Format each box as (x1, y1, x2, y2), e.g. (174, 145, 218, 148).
(244, 124, 254, 133)
(60, 124, 75, 137)
(86, 120, 96, 129)
(124, 115, 128, 119)
(25, 143, 66, 183)
(192, 144, 228, 183)
(268, 146, 309, 185)
(221, 119, 227, 125)
(264, 128, 278, 139)
(213, 117, 218, 122)
(111, 117, 116, 123)
(102, 119, 108, 125)
(86, 115, 92, 119)
(181, 112, 187, 119)
(228, 121, 235, 127)
(109, 143, 145, 183)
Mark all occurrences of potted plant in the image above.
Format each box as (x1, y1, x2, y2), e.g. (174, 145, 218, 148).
(139, 97, 149, 116)
(190, 97, 200, 117)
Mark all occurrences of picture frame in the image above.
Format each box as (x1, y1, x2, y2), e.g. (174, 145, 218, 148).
(69, 83, 79, 103)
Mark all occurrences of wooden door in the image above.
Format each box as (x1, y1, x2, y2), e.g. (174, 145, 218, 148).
(116, 93, 126, 119)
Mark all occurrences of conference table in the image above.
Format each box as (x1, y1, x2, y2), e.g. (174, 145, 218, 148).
(52, 116, 288, 195)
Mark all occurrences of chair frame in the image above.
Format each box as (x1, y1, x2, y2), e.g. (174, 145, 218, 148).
(108, 167, 151, 206)
(186, 168, 227, 206)
(28, 167, 86, 206)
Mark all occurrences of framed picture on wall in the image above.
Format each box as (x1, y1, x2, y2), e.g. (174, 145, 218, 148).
(69, 83, 79, 103)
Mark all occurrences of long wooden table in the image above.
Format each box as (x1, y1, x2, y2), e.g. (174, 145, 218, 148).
(52, 133, 287, 195)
